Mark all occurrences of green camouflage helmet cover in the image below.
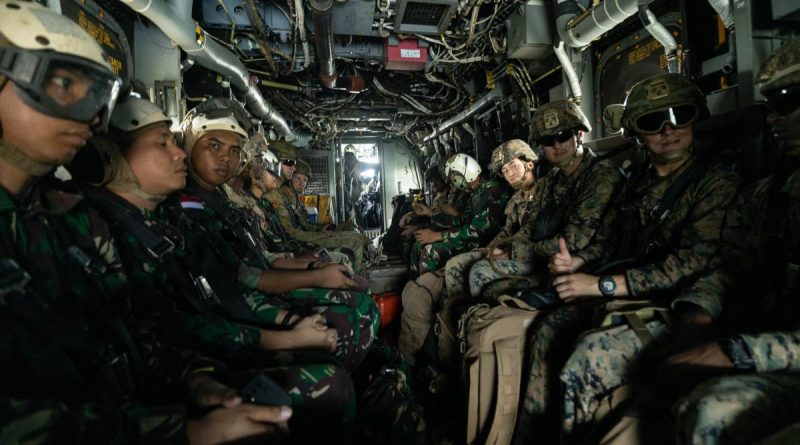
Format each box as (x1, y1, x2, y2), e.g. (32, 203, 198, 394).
(489, 139, 539, 174)
(295, 159, 312, 179)
(531, 100, 591, 141)
(270, 140, 298, 160)
(757, 37, 800, 95)
(621, 73, 709, 137)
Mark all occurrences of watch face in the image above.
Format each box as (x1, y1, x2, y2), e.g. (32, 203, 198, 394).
(600, 277, 616, 295)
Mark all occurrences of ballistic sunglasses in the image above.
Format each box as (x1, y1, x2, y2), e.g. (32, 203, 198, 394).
(765, 85, 800, 116)
(538, 129, 575, 147)
(632, 104, 698, 135)
(281, 159, 297, 167)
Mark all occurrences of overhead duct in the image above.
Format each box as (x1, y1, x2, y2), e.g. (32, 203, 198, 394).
(638, 6, 680, 73)
(555, 0, 654, 48)
(423, 88, 503, 142)
(119, 0, 296, 140)
(553, 40, 582, 103)
(310, 0, 365, 92)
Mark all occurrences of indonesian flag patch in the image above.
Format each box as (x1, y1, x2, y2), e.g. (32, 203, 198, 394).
(180, 195, 205, 210)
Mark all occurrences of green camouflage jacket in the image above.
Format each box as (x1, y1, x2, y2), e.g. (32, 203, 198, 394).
(0, 179, 214, 443)
(575, 154, 740, 300)
(684, 168, 800, 371)
(279, 182, 318, 231)
(515, 155, 622, 263)
(440, 178, 511, 246)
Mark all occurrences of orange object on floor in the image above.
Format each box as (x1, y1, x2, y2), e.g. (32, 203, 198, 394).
(373, 292, 401, 328)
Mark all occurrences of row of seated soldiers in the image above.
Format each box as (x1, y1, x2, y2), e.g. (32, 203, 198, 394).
(398, 39, 800, 444)
(0, 3, 421, 443)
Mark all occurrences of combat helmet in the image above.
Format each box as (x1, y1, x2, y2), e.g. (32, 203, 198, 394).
(294, 159, 312, 180)
(489, 139, 539, 174)
(621, 73, 709, 139)
(270, 140, 298, 161)
(444, 153, 481, 190)
(757, 37, 800, 154)
(0, 0, 121, 175)
(181, 98, 249, 157)
(757, 37, 800, 109)
(68, 96, 174, 202)
(531, 100, 592, 144)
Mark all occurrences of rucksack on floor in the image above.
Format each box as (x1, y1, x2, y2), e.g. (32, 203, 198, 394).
(459, 297, 539, 445)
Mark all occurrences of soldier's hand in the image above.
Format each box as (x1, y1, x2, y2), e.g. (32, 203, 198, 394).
(189, 373, 242, 408)
(412, 203, 433, 217)
(552, 273, 601, 302)
(414, 228, 443, 244)
(439, 203, 459, 216)
(548, 238, 585, 275)
(655, 340, 735, 399)
(187, 404, 292, 445)
(401, 225, 418, 239)
(316, 264, 357, 289)
(290, 314, 338, 353)
(486, 248, 509, 260)
(399, 212, 415, 227)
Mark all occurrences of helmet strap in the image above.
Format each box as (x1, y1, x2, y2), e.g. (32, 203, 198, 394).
(0, 140, 53, 176)
(651, 145, 692, 166)
(554, 140, 584, 169)
(107, 156, 166, 203)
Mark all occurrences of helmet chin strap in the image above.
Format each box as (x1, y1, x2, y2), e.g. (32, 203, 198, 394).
(555, 142, 584, 169)
(0, 140, 53, 176)
(651, 145, 692, 165)
(510, 164, 534, 189)
(107, 156, 166, 203)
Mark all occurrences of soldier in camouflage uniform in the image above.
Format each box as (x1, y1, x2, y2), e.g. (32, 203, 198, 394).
(516, 74, 740, 443)
(265, 142, 370, 273)
(399, 141, 536, 365)
(178, 100, 379, 371)
(634, 38, 800, 445)
(408, 153, 510, 276)
(0, 4, 291, 443)
(70, 97, 357, 441)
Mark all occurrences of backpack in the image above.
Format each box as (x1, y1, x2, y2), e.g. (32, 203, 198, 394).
(459, 298, 540, 445)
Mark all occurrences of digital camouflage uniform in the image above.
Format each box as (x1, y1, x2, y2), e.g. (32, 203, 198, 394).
(409, 177, 510, 276)
(226, 183, 353, 268)
(673, 168, 800, 444)
(0, 179, 211, 443)
(268, 185, 368, 273)
(181, 179, 379, 371)
(442, 139, 540, 301)
(516, 155, 739, 443)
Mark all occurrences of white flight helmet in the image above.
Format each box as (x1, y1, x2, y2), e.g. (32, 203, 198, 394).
(444, 153, 482, 190)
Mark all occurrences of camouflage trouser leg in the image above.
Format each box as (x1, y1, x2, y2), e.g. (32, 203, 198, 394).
(467, 257, 534, 299)
(261, 362, 356, 442)
(243, 289, 286, 325)
(676, 373, 800, 445)
(515, 301, 602, 445)
(285, 288, 380, 371)
(444, 251, 485, 300)
(399, 271, 445, 365)
(560, 320, 671, 440)
(292, 231, 366, 274)
(416, 240, 472, 276)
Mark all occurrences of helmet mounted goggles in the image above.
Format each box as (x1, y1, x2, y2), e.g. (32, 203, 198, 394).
(0, 47, 120, 130)
(631, 104, 699, 135)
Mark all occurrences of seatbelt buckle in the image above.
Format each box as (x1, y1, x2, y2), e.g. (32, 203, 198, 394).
(193, 274, 222, 304)
(146, 237, 175, 259)
(67, 246, 107, 274)
(0, 258, 31, 300)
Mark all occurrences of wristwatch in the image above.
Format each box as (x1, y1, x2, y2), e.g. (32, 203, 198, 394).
(598, 276, 616, 297)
